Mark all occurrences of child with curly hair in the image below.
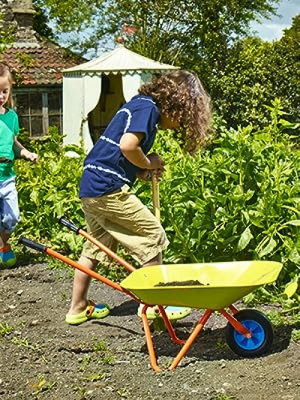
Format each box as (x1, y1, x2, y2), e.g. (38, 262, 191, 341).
(66, 70, 212, 325)
(0, 63, 38, 267)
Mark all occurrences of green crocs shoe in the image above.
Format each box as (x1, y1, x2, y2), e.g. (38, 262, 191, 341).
(138, 304, 191, 321)
(66, 300, 110, 325)
(0, 245, 16, 267)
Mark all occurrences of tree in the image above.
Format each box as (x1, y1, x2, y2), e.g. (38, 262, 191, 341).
(32, 3, 55, 40)
(269, 15, 300, 123)
(212, 15, 300, 127)
(33, 0, 298, 128)
(34, 0, 279, 63)
(32, 0, 105, 54)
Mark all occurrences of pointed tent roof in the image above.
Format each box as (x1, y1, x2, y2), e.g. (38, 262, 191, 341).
(63, 45, 179, 75)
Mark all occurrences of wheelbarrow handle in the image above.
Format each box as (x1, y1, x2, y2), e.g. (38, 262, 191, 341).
(59, 217, 80, 234)
(18, 236, 47, 253)
(59, 217, 136, 273)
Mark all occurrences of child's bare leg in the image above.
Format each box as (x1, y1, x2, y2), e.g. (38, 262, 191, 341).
(0, 232, 10, 247)
(67, 255, 98, 315)
(139, 252, 191, 319)
(141, 253, 162, 314)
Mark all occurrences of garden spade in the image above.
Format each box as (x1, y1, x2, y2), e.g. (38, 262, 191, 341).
(151, 173, 168, 331)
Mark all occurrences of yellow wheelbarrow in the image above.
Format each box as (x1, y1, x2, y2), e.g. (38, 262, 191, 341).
(19, 218, 282, 372)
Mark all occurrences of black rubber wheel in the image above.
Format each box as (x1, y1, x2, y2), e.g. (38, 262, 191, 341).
(225, 309, 273, 357)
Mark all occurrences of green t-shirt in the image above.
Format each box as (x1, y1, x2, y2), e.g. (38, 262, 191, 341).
(0, 108, 19, 181)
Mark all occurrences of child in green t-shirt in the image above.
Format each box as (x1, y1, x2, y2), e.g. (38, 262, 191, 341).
(0, 63, 38, 267)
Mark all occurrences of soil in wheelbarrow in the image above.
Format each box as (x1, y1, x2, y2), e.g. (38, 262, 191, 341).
(154, 280, 209, 287)
(0, 262, 299, 400)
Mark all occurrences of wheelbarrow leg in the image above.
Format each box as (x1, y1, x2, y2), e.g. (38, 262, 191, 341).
(158, 306, 186, 345)
(229, 304, 239, 314)
(141, 305, 162, 372)
(169, 309, 213, 371)
(141, 305, 187, 372)
(219, 309, 252, 338)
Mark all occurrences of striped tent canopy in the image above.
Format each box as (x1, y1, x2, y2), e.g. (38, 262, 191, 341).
(63, 45, 179, 151)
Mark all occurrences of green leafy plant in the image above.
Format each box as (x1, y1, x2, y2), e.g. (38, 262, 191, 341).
(0, 322, 14, 337)
(83, 373, 104, 382)
(92, 339, 107, 352)
(32, 374, 56, 396)
(13, 102, 299, 292)
(92, 339, 114, 364)
(144, 100, 299, 287)
(11, 336, 41, 352)
(213, 396, 238, 400)
(13, 127, 85, 260)
(292, 329, 300, 342)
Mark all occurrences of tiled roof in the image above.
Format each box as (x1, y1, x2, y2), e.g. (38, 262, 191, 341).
(0, 0, 85, 86)
(1, 39, 85, 85)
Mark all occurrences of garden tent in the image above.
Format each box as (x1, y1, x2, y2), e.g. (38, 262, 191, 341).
(63, 45, 178, 151)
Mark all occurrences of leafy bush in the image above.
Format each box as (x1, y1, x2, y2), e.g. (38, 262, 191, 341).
(13, 127, 86, 258)
(206, 16, 300, 129)
(137, 100, 299, 285)
(13, 103, 299, 287)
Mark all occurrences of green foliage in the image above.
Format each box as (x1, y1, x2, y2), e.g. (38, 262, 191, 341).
(137, 100, 299, 285)
(0, 12, 15, 50)
(210, 37, 274, 127)
(32, 2, 56, 40)
(13, 103, 298, 288)
(211, 16, 300, 127)
(33, 0, 104, 33)
(34, 0, 279, 60)
(0, 322, 14, 337)
(267, 309, 300, 342)
(13, 127, 86, 259)
(269, 16, 300, 124)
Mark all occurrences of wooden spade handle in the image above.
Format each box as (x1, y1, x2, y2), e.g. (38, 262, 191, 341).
(151, 173, 160, 222)
(151, 173, 163, 263)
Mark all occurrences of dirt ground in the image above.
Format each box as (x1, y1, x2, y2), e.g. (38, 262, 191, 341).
(0, 262, 299, 400)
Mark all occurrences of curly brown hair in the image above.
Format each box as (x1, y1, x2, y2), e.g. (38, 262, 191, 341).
(139, 70, 212, 154)
(0, 62, 14, 107)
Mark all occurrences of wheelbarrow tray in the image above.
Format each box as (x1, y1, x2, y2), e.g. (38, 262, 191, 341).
(121, 261, 282, 310)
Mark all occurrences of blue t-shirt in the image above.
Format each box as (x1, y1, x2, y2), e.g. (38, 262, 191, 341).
(79, 95, 159, 198)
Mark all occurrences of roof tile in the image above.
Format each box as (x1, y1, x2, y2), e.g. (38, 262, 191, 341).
(1, 40, 85, 85)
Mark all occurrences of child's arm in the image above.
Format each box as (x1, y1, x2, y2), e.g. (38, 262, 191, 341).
(120, 132, 164, 170)
(13, 138, 38, 163)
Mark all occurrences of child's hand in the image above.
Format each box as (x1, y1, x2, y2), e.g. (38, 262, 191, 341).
(137, 169, 151, 181)
(147, 153, 165, 169)
(153, 167, 165, 179)
(21, 149, 39, 163)
(137, 167, 165, 181)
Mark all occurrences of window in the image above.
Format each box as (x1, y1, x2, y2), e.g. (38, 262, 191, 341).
(14, 87, 62, 137)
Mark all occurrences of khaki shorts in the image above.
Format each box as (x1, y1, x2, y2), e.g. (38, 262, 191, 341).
(81, 184, 169, 265)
